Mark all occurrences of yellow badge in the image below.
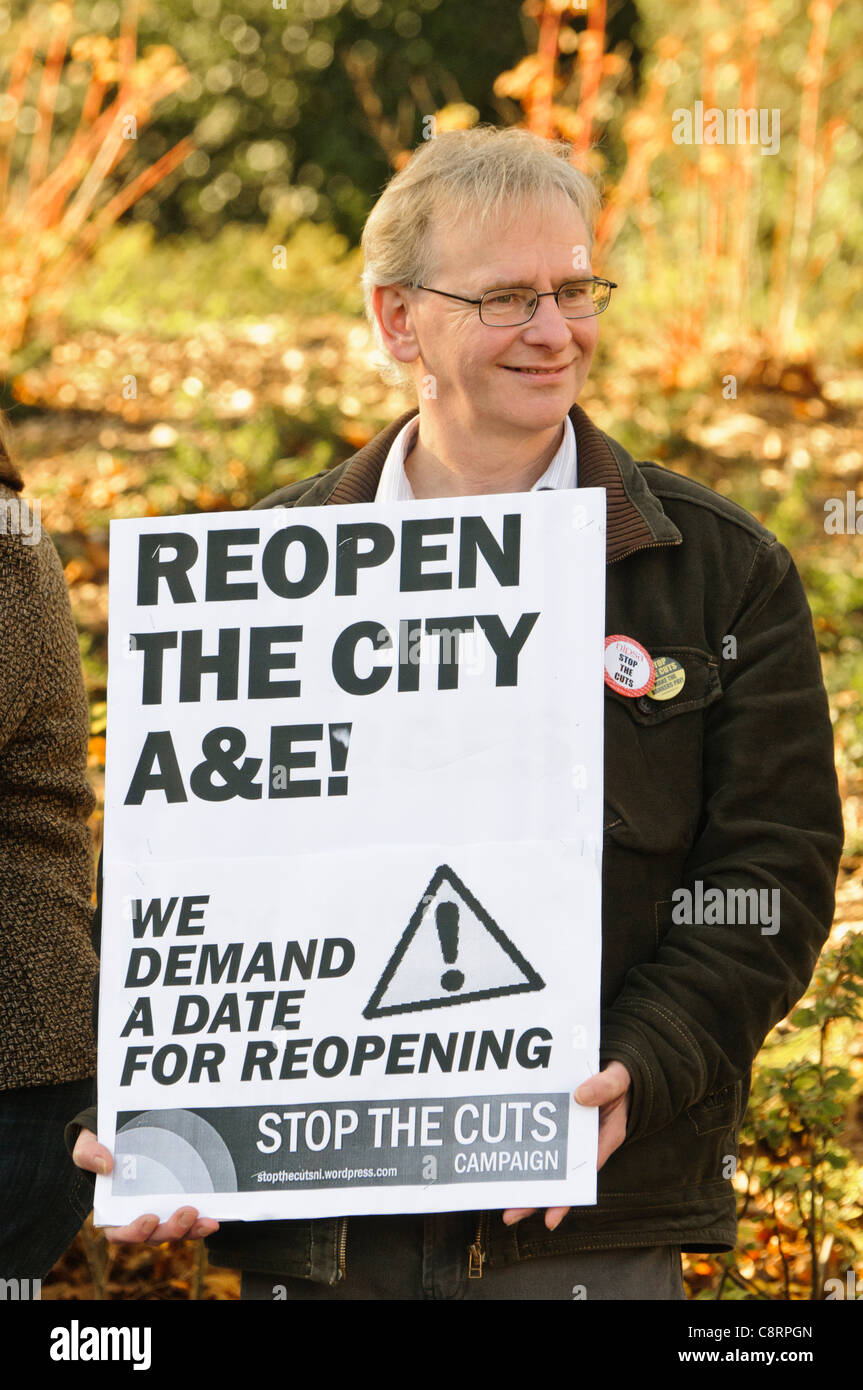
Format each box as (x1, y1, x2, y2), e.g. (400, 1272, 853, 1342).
(646, 656, 686, 702)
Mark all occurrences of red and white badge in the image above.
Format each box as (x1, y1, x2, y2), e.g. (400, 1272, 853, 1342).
(604, 635, 655, 698)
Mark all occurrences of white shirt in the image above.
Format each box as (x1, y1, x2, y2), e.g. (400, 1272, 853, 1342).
(374, 414, 577, 501)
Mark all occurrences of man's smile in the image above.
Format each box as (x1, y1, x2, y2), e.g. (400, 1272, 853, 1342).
(500, 360, 575, 377)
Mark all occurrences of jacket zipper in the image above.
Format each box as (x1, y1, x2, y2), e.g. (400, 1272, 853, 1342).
(608, 537, 681, 566)
(467, 1212, 486, 1279)
(336, 1216, 348, 1280)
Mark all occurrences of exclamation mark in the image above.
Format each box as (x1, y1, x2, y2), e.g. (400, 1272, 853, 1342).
(436, 901, 464, 992)
(328, 723, 351, 795)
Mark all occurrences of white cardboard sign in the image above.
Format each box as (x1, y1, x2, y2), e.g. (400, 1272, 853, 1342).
(95, 489, 606, 1224)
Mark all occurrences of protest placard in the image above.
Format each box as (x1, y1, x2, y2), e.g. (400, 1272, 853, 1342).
(95, 488, 606, 1224)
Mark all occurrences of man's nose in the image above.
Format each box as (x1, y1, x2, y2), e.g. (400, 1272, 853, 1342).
(521, 294, 577, 349)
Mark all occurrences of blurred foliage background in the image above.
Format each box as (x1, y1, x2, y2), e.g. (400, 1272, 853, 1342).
(0, 0, 860, 1301)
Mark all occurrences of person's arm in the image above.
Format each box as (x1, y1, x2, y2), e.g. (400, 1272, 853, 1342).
(601, 536, 843, 1143)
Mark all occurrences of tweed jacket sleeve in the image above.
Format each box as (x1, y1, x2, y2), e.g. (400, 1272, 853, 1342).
(0, 493, 97, 1089)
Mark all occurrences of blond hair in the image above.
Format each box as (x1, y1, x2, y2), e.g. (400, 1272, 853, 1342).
(361, 124, 601, 390)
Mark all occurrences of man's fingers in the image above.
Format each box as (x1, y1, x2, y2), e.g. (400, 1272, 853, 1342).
(502, 1206, 570, 1230)
(103, 1215, 161, 1244)
(72, 1129, 114, 1176)
(544, 1206, 570, 1231)
(142, 1207, 203, 1244)
(597, 1118, 627, 1171)
(575, 1060, 631, 1107)
(574, 1076, 614, 1105)
(189, 1219, 220, 1239)
(502, 1207, 537, 1225)
(103, 1207, 209, 1246)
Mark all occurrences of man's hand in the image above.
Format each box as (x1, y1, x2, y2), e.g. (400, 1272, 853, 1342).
(502, 1061, 632, 1231)
(72, 1129, 220, 1245)
(579, 1060, 632, 1170)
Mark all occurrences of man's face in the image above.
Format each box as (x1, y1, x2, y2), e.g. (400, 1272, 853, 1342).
(404, 197, 600, 437)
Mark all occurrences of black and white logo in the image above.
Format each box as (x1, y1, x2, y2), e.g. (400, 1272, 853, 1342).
(364, 864, 545, 1018)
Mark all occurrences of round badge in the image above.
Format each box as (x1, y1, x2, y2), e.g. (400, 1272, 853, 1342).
(604, 635, 655, 698)
(646, 655, 686, 702)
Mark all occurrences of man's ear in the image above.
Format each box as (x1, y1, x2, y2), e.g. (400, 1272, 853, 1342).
(372, 285, 421, 366)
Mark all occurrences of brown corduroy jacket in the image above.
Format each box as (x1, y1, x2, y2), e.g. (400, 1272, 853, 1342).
(0, 462, 97, 1091)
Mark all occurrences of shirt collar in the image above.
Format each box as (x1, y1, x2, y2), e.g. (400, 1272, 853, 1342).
(374, 415, 577, 502)
(287, 403, 682, 565)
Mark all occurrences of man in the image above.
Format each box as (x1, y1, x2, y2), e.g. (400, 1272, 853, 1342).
(72, 125, 843, 1300)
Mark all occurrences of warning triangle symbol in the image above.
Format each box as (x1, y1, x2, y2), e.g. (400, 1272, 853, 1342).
(363, 864, 545, 1018)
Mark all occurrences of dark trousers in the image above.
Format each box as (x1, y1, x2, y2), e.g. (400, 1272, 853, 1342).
(0, 1077, 95, 1282)
(241, 1212, 686, 1301)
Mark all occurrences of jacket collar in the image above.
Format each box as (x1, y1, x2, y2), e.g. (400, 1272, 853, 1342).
(291, 402, 682, 565)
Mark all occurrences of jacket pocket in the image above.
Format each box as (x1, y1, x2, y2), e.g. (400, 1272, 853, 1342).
(685, 1080, 742, 1135)
(604, 646, 722, 857)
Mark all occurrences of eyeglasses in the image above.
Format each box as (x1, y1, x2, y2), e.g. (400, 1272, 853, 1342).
(410, 278, 617, 326)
